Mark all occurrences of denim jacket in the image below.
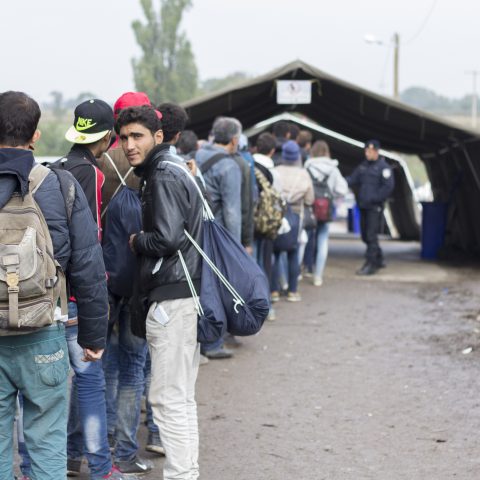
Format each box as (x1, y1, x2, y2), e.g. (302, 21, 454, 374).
(195, 144, 242, 242)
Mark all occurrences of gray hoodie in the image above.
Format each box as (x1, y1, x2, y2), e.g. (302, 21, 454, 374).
(304, 156, 348, 197)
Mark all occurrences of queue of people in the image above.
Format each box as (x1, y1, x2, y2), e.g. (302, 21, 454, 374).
(0, 91, 394, 480)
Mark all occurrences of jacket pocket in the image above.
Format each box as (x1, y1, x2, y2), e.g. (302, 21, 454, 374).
(34, 347, 69, 387)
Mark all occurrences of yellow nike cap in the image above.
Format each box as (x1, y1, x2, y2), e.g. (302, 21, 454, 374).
(65, 99, 114, 144)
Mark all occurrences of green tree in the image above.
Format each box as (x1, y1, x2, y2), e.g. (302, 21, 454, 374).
(49, 91, 66, 118)
(132, 0, 198, 104)
(199, 72, 251, 96)
(35, 118, 71, 158)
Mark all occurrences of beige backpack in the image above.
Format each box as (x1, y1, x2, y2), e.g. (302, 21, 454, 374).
(0, 164, 67, 334)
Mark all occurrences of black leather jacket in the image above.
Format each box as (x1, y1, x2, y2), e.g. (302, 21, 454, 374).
(133, 144, 203, 307)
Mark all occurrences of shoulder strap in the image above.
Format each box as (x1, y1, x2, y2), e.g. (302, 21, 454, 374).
(199, 153, 230, 174)
(307, 165, 330, 184)
(29, 164, 51, 194)
(306, 166, 315, 182)
(319, 172, 332, 186)
(46, 165, 76, 225)
(100, 153, 135, 219)
(104, 152, 133, 187)
(162, 160, 215, 220)
(254, 167, 271, 192)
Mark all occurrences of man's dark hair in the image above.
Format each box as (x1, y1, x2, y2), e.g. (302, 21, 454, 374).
(288, 123, 300, 141)
(256, 132, 276, 155)
(177, 130, 198, 154)
(157, 103, 189, 143)
(272, 120, 290, 139)
(0, 91, 41, 147)
(115, 105, 162, 135)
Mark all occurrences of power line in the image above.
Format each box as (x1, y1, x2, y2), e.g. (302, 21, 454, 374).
(403, 0, 439, 45)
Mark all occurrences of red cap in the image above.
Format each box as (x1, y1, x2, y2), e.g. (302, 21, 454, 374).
(114, 92, 152, 118)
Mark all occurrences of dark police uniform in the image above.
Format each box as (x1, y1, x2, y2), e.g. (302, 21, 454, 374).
(347, 155, 394, 271)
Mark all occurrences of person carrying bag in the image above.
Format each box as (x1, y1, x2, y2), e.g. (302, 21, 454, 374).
(271, 141, 314, 303)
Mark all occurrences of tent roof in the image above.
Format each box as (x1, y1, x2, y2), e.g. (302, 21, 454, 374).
(184, 60, 480, 154)
(183, 60, 480, 256)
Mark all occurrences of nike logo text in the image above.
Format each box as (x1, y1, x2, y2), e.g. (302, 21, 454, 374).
(76, 117, 97, 131)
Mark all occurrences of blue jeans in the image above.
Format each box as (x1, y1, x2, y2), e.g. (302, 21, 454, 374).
(0, 323, 69, 480)
(254, 237, 273, 288)
(16, 394, 32, 477)
(105, 295, 149, 461)
(272, 248, 299, 293)
(314, 222, 330, 279)
(302, 229, 316, 272)
(66, 303, 112, 479)
(105, 326, 119, 437)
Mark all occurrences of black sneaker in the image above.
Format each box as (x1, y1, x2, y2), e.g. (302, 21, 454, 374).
(67, 458, 82, 477)
(202, 346, 234, 359)
(145, 431, 165, 456)
(108, 433, 116, 452)
(115, 456, 153, 476)
(224, 334, 242, 348)
(103, 466, 138, 479)
(356, 263, 378, 276)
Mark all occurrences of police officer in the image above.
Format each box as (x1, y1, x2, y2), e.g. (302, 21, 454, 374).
(347, 140, 394, 275)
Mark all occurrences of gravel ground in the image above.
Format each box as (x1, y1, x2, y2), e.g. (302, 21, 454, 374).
(14, 238, 480, 479)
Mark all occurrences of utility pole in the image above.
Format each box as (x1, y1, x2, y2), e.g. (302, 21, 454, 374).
(393, 33, 400, 99)
(466, 70, 479, 128)
(365, 32, 400, 99)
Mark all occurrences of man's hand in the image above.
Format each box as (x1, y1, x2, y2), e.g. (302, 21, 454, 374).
(82, 348, 104, 362)
(129, 234, 137, 253)
(245, 245, 254, 256)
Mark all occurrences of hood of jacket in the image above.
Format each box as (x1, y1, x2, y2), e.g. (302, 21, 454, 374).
(253, 153, 275, 171)
(0, 148, 35, 209)
(304, 156, 339, 179)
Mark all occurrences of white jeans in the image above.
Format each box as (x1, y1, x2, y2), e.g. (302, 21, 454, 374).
(146, 297, 200, 480)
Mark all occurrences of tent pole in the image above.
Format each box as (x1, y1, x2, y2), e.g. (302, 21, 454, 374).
(460, 143, 480, 191)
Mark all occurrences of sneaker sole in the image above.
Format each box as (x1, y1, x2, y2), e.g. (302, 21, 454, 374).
(145, 445, 166, 455)
(116, 467, 152, 476)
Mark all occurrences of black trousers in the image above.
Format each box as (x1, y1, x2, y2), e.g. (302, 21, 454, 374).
(360, 207, 383, 266)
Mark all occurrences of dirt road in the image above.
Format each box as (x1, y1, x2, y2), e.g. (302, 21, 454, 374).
(191, 240, 480, 480)
(18, 238, 480, 479)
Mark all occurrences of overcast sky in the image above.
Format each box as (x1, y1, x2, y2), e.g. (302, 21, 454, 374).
(1, 0, 476, 104)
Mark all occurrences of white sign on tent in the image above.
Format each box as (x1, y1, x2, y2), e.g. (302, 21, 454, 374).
(276, 80, 312, 104)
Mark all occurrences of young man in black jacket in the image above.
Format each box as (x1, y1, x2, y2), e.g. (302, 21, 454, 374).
(117, 105, 203, 480)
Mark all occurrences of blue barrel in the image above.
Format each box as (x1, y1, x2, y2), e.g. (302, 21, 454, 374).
(347, 205, 361, 234)
(421, 202, 447, 259)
